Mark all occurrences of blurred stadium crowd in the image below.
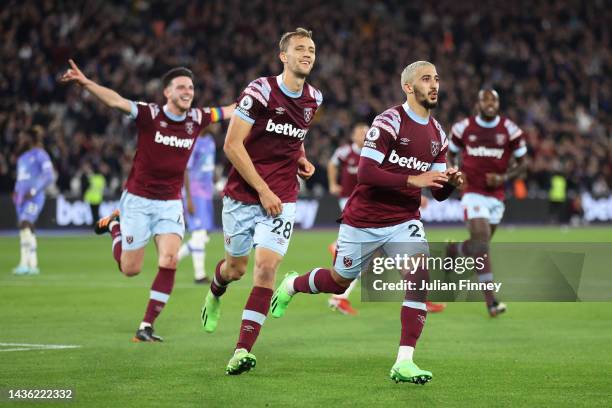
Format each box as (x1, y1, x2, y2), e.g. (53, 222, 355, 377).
(1, 0, 610, 201)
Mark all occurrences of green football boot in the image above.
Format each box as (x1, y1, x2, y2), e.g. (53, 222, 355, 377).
(201, 291, 221, 333)
(390, 360, 433, 385)
(271, 271, 298, 318)
(226, 348, 256, 375)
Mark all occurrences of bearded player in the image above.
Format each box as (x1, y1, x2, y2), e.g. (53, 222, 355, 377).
(271, 61, 463, 384)
(61, 60, 234, 342)
(199, 28, 322, 375)
(446, 89, 527, 317)
(326, 125, 445, 315)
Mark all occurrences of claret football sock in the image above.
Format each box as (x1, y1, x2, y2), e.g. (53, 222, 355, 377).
(236, 286, 273, 352)
(142, 266, 176, 325)
(292, 268, 346, 295)
(210, 259, 229, 297)
(400, 301, 427, 349)
(110, 222, 122, 270)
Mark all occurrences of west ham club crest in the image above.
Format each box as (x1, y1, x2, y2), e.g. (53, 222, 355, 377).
(185, 122, 194, 135)
(496, 133, 506, 145)
(304, 107, 313, 123)
(343, 256, 353, 268)
(431, 141, 441, 156)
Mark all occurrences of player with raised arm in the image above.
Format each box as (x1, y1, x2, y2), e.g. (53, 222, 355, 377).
(12, 126, 56, 275)
(446, 89, 528, 317)
(199, 28, 322, 375)
(178, 129, 219, 284)
(271, 61, 463, 384)
(61, 60, 234, 342)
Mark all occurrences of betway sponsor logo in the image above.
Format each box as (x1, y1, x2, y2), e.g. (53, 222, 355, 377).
(265, 119, 307, 140)
(466, 145, 504, 159)
(154, 131, 194, 149)
(388, 150, 431, 172)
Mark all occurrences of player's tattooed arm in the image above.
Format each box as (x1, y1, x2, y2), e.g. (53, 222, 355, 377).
(486, 156, 528, 187)
(224, 115, 282, 217)
(430, 168, 463, 201)
(60, 59, 132, 115)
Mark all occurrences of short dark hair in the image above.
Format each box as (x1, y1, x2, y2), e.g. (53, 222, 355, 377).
(29, 125, 44, 144)
(162, 67, 194, 89)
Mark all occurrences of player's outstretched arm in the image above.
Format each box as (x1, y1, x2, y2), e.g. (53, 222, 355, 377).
(224, 115, 282, 217)
(220, 104, 236, 120)
(60, 59, 132, 115)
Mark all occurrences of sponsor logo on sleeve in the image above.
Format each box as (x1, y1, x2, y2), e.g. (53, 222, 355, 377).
(366, 127, 380, 141)
(239, 95, 253, 110)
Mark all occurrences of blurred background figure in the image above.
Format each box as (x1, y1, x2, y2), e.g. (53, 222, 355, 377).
(82, 163, 106, 220)
(326, 123, 367, 315)
(12, 126, 56, 275)
(178, 127, 220, 284)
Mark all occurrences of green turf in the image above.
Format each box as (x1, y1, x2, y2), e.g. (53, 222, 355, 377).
(1, 226, 612, 407)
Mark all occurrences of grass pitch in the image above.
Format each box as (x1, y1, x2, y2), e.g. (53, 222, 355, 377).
(1, 226, 611, 407)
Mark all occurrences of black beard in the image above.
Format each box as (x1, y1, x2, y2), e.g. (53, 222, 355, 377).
(480, 112, 497, 121)
(415, 88, 437, 109)
(420, 99, 438, 109)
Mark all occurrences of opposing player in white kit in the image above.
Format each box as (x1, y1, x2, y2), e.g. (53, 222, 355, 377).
(199, 28, 322, 375)
(272, 61, 463, 384)
(446, 89, 527, 316)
